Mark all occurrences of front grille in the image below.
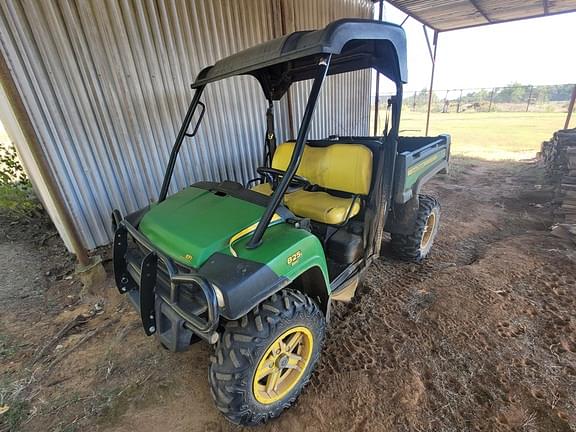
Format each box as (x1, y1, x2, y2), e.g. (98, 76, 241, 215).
(124, 233, 208, 318)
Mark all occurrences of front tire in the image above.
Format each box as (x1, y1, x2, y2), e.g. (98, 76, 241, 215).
(391, 194, 440, 262)
(209, 289, 325, 426)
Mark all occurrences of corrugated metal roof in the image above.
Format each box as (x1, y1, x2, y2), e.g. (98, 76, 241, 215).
(0, 0, 372, 250)
(382, 0, 576, 31)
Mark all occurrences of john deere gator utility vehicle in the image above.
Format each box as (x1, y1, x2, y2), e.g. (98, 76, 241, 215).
(112, 19, 450, 425)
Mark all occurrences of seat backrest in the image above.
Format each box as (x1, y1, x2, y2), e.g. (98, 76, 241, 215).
(271, 142, 373, 195)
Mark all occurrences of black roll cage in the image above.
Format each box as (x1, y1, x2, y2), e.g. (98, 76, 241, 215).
(158, 19, 406, 249)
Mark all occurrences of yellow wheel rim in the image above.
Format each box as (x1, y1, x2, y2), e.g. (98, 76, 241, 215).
(252, 326, 313, 405)
(421, 212, 436, 249)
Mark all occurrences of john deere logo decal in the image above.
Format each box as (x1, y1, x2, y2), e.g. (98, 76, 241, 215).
(287, 250, 302, 266)
(183, 254, 193, 262)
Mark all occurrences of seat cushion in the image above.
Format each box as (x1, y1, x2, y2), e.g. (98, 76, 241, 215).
(251, 182, 273, 196)
(250, 184, 360, 224)
(272, 142, 373, 195)
(283, 190, 360, 225)
(251, 141, 371, 224)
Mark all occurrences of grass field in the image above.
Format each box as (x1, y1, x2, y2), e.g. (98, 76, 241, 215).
(375, 111, 568, 160)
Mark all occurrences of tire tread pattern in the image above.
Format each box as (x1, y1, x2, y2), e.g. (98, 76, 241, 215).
(209, 289, 324, 426)
(391, 194, 440, 263)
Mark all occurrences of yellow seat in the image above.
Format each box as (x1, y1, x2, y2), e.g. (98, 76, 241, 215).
(251, 142, 372, 224)
(272, 142, 372, 195)
(284, 190, 361, 225)
(251, 182, 273, 196)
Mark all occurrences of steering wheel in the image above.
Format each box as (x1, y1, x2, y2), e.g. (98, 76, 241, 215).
(256, 167, 310, 191)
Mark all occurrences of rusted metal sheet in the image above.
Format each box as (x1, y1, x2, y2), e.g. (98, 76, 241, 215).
(0, 0, 373, 249)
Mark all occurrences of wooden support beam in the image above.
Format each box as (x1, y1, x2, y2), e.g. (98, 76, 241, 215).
(469, 0, 492, 23)
(0, 49, 90, 266)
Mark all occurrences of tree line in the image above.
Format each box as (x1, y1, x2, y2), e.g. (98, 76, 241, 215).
(405, 83, 574, 105)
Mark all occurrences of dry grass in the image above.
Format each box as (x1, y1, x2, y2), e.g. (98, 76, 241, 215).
(374, 110, 568, 161)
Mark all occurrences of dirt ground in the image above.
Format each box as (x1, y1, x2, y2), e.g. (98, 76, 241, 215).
(1, 157, 575, 432)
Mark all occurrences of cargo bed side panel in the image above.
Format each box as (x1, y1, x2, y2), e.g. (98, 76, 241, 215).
(395, 135, 450, 203)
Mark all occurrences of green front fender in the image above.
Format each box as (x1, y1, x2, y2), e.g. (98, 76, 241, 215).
(228, 222, 331, 299)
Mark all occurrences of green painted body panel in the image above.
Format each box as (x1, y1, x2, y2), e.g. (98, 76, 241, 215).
(404, 149, 446, 192)
(139, 187, 265, 267)
(138, 186, 329, 289)
(230, 223, 330, 290)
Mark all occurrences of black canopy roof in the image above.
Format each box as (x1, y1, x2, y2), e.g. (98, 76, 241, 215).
(191, 19, 407, 100)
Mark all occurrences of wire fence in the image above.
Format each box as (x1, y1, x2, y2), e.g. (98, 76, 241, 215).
(376, 84, 575, 114)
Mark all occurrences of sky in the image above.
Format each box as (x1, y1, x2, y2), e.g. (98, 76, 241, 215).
(376, 3, 576, 94)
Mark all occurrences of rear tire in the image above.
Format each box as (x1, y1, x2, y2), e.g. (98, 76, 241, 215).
(208, 289, 325, 426)
(391, 194, 440, 262)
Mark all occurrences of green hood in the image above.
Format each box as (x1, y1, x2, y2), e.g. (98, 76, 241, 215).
(138, 186, 267, 267)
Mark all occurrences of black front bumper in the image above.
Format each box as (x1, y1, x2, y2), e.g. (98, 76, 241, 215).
(112, 212, 220, 350)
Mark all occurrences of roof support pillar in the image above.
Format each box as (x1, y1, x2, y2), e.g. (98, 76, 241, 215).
(247, 56, 331, 249)
(277, 0, 296, 139)
(373, 0, 384, 136)
(564, 84, 576, 130)
(424, 28, 439, 136)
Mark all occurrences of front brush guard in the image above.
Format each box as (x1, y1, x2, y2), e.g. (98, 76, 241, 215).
(112, 211, 220, 345)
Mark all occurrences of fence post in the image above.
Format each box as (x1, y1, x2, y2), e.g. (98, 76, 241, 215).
(488, 88, 495, 112)
(564, 84, 576, 129)
(457, 89, 463, 113)
(526, 85, 533, 112)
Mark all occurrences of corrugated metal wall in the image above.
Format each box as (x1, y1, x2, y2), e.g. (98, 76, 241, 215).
(281, 0, 373, 140)
(0, 0, 372, 250)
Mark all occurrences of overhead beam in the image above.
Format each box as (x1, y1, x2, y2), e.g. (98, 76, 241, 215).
(382, 0, 439, 31)
(469, 0, 492, 23)
(442, 9, 576, 31)
(382, 0, 576, 33)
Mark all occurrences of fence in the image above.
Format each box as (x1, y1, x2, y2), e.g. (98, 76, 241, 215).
(377, 84, 576, 114)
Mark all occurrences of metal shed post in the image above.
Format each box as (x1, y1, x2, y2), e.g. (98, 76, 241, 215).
(373, 0, 384, 136)
(424, 28, 438, 136)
